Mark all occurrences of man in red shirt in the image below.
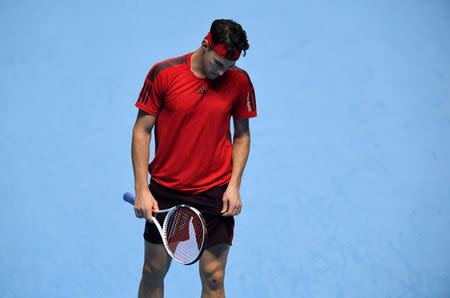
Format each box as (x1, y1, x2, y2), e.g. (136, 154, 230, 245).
(131, 19, 256, 297)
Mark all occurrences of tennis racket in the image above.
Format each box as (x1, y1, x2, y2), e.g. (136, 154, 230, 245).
(123, 192, 207, 265)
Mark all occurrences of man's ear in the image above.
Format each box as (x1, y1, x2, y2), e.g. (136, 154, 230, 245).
(201, 39, 209, 53)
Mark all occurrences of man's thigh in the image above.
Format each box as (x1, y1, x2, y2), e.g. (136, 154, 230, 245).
(143, 240, 172, 276)
(199, 244, 230, 276)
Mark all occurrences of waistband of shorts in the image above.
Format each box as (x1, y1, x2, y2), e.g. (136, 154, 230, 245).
(149, 179, 228, 215)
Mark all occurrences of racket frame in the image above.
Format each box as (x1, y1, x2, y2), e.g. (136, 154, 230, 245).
(123, 192, 207, 265)
(156, 204, 207, 265)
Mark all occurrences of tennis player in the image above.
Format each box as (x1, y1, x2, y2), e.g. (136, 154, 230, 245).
(131, 19, 257, 298)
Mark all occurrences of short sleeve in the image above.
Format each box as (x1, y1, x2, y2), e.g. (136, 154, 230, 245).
(135, 65, 167, 116)
(232, 72, 257, 119)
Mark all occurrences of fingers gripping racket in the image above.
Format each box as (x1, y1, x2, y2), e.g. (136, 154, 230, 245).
(123, 192, 207, 265)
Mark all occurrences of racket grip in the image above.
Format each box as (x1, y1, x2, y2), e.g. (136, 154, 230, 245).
(123, 192, 135, 205)
(123, 192, 156, 214)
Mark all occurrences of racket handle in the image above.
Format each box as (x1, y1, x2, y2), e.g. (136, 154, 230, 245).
(123, 192, 157, 214)
(123, 192, 135, 205)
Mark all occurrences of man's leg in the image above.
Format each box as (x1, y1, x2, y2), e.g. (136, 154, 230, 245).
(199, 244, 230, 298)
(138, 240, 172, 298)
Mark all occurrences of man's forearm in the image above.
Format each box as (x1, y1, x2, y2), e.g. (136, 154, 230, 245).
(228, 133, 250, 190)
(132, 127, 151, 193)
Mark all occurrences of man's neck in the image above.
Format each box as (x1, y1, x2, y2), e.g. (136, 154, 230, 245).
(190, 49, 207, 79)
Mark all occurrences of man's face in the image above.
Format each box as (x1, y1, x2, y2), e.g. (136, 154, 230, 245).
(202, 44, 236, 80)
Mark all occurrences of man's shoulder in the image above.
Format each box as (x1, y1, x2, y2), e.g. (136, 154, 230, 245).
(147, 54, 189, 82)
(229, 65, 249, 76)
(228, 65, 253, 88)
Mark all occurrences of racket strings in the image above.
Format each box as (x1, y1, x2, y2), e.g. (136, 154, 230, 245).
(165, 207, 205, 263)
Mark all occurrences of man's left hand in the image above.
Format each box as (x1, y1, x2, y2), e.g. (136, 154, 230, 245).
(221, 186, 242, 216)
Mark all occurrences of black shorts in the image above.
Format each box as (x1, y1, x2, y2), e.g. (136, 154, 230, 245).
(144, 179, 235, 249)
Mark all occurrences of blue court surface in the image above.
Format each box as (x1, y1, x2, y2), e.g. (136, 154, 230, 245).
(1, 1, 449, 297)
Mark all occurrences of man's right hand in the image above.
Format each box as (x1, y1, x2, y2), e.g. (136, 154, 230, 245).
(134, 190, 159, 221)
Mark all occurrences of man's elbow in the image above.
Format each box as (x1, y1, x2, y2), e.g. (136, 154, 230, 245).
(133, 124, 152, 140)
(233, 132, 250, 144)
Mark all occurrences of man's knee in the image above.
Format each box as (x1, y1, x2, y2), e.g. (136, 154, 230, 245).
(200, 265, 225, 290)
(142, 259, 169, 281)
(199, 244, 230, 291)
(141, 242, 171, 283)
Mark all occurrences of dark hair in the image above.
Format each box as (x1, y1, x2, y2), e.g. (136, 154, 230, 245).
(210, 19, 249, 57)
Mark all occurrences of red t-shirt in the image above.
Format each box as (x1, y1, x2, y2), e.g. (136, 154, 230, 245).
(135, 52, 257, 193)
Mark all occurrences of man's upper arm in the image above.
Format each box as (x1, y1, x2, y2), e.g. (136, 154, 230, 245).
(233, 117, 250, 137)
(134, 109, 157, 134)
